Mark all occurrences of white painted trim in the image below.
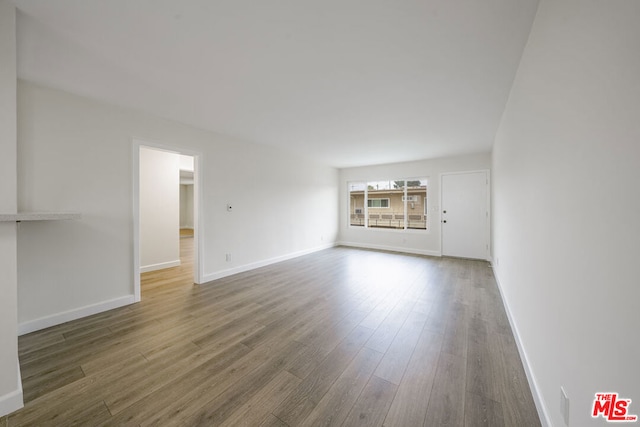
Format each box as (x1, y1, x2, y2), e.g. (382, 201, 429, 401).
(18, 295, 135, 336)
(132, 142, 141, 302)
(491, 264, 552, 427)
(439, 169, 491, 261)
(201, 243, 337, 283)
(348, 178, 430, 233)
(193, 153, 203, 285)
(0, 362, 23, 417)
(337, 241, 441, 257)
(139, 259, 180, 273)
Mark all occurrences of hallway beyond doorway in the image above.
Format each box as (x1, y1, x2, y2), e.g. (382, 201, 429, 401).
(141, 233, 194, 294)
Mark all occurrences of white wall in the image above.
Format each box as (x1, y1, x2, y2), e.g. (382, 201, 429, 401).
(16, 80, 339, 331)
(0, 0, 23, 417)
(338, 153, 490, 256)
(180, 184, 194, 229)
(492, 1, 640, 426)
(139, 147, 180, 272)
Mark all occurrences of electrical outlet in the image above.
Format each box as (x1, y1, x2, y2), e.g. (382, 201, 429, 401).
(560, 387, 570, 425)
(225, 253, 231, 262)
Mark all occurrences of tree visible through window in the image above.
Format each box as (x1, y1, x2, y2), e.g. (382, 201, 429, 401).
(349, 178, 427, 230)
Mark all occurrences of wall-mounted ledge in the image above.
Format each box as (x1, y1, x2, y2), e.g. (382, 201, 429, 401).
(0, 212, 81, 222)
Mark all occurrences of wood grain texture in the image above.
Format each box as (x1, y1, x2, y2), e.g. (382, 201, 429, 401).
(465, 391, 505, 427)
(423, 352, 467, 427)
(8, 242, 540, 426)
(341, 376, 397, 427)
(383, 329, 443, 427)
(273, 325, 374, 425)
(300, 347, 384, 427)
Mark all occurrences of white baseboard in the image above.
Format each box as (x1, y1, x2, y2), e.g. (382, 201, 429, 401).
(18, 295, 136, 336)
(140, 259, 180, 273)
(0, 361, 23, 417)
(337, 241, 441, 257)
(201, 243, 336, 283)
(491, 263, 552, 427)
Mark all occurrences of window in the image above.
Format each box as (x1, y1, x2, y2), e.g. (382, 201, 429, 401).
(349, 182, 366, 226)
(367, 198, 390, 208)
(348, 178, 427, 230)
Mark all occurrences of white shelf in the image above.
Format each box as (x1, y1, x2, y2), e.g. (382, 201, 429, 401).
(0, 212, 81, 222)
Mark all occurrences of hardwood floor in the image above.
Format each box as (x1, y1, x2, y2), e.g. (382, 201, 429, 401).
(10, 241, 541, 426)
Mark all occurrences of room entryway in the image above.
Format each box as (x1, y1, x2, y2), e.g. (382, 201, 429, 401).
(133, 141, 201, 301)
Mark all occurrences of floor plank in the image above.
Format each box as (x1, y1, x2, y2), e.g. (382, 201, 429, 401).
(273, 325, 374, 425)
(8, 243, 541, 426)
(423, 352, 467, 426)
(219, 370, 301, 427)
(373, 310, 427, 385)
(383, 328, 443, 426)
(342, 375, 398, 427)
(300, 346, 384, 427)
(465, 391, 505, 427)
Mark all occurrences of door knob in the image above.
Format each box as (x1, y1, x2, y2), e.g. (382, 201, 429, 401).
(443, 220, 447, 223)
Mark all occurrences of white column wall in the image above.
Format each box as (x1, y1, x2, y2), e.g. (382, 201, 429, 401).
(0, 0, 23, 417)
(492, 1, 640, 425)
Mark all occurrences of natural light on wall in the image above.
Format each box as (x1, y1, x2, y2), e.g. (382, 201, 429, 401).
(349, 179, 427, 230)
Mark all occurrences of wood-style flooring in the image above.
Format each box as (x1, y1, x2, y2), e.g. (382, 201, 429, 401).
(6, 239, 541, 426)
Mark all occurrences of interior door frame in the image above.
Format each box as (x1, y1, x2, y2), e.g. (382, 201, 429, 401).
(132, 138, 203, 302)
(439, 169, 491, 260)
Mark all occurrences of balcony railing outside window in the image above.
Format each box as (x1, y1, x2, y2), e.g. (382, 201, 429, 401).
(349, 212, 427, 229)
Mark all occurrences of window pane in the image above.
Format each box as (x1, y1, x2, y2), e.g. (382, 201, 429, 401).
(368, 181, 402, 229)
(349, 182, 365, 227)
(407, 179, 427, 230)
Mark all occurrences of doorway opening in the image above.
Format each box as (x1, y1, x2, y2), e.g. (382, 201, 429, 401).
(133, 141, 202, 302)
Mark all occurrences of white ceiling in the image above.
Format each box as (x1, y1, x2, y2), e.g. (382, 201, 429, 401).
(13, 0, 539, 168)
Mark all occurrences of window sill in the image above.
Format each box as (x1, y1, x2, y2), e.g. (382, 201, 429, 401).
(347, 225, 430, 235)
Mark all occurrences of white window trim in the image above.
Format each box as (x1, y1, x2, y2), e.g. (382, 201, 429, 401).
(348, 178, 428, 232)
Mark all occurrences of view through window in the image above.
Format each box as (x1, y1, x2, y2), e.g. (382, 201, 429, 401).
(349, 179, 427, 230)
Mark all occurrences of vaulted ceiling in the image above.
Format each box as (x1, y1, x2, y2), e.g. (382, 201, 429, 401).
(14, 0, 539, 168)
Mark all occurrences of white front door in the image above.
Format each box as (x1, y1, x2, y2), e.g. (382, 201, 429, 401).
(441, 171, 489, 259)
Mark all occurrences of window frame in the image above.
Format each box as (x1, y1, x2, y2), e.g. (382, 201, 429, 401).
(348, 178, 428, 232)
